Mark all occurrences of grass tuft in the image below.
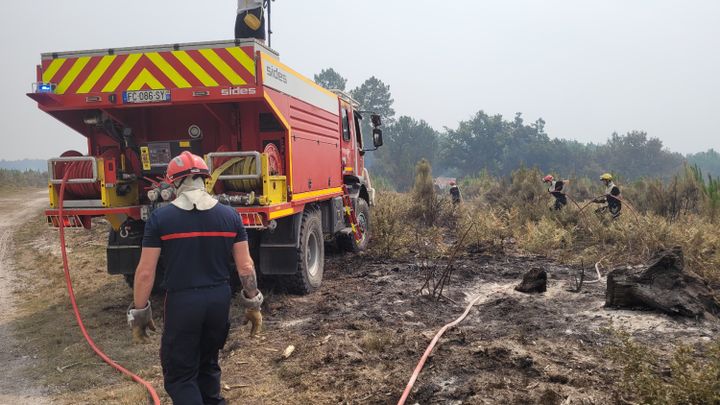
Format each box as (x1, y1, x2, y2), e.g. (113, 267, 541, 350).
(606, 329, 720, 404)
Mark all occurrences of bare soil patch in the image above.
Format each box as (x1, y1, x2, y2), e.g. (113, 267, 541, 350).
(0, 190, 54, 404)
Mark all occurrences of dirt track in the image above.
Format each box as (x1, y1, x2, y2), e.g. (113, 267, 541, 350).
(0, 191, 52, 404)
(3, 195, 720, 404)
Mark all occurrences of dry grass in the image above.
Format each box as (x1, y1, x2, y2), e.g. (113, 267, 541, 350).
(370, 192, 452, 259)
(369, 192, 414, 257)
(10, 214, 166, 404)
(371, 167, 720, 283)
(0, 170, 47, 191)
(514, 212, 720, 283)
(606, 329, 720, 404)
(360, 331, 394, 353)
(440, 167, 720, 284)
(454, 204, 511, 254)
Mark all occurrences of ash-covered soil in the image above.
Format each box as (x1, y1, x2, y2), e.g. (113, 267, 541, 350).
(4, 207, 719, 404)
(220, 252, 720, 405)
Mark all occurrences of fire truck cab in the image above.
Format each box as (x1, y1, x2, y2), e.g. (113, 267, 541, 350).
(28, 39, 383, 294)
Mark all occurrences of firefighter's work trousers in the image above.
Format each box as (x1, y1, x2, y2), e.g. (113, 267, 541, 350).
(553, 194, 567, 210)
(161, 284, 231, 405)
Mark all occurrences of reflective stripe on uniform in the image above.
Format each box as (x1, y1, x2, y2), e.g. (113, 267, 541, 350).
(160, 231, 237, 241)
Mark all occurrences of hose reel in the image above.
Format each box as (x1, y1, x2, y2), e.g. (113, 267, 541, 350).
(208, 143, 284, 193)
(50, 150, 103, 199)
(49, 149, 140, 209)
(224, 154, 262, 192)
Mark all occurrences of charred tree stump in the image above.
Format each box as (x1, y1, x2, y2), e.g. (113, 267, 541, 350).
(606, 247, 720, 318)
(515, 268, 547, 294)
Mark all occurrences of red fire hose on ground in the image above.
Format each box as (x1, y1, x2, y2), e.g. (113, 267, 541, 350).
(397, 294, 488, 405)
(57, 168, 161, 404)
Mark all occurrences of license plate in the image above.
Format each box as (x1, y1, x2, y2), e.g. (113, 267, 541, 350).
(123, 89, 170, 104)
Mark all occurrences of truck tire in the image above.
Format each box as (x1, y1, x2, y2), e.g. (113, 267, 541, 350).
(340, 198, 370, 253)
(286, 207, 324, 294)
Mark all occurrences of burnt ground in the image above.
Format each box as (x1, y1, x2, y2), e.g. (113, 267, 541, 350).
(223, 253, 719, 405)
(3, 197, 719, 404)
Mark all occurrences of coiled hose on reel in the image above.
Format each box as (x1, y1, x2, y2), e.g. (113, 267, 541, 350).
(213, 143, 284, 193)
(54, 150, 102, 199)
(222, 154, 262, 192)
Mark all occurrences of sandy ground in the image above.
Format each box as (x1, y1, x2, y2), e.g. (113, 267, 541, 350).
(0, 190, 52, 404)
(3, 192, 720, 404)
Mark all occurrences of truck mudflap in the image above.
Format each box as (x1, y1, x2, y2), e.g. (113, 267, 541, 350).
(258, 212, 302, 275)
(107, 244, 141, 275)
(106, 220, 144, 275)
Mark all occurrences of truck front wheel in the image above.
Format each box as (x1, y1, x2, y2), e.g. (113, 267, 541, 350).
(286, 207, 324, 294)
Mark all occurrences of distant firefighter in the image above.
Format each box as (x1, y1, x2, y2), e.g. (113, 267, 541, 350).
(449, 181, 462, 205)
(543, 175, 568, 210)
(593, 173, 622, 218)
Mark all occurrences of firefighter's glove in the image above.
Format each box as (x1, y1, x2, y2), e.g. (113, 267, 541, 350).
(127, 302, 156, 344)
(239, 289, 264, 309)
(243, 308, 263, 336)
(239, 290, 263, 336)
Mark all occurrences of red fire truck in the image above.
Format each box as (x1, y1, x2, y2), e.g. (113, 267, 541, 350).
(28, 39, 383, 294)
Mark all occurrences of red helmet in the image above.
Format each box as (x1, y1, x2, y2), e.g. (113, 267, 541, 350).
(543, 175, 554, 183)
(449, 180, 456, 186)
(166, 151, 210, 183)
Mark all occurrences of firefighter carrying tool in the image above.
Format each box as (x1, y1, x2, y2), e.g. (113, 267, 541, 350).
(593, 173, 622, 218)
(543, 175, 568, 210)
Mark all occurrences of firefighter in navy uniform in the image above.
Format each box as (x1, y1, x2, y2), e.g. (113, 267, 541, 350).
(543, 175, 568, 210)
(593, 173, 622, 218)
(127, 151, 263, 405)
(449, 181, 462, 205)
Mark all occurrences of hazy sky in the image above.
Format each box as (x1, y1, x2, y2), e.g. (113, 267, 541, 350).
(1, 0, 718, 159)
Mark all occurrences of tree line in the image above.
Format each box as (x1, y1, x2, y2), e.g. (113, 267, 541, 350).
(315, 68, 720, 191)
(0, 169, 47, 189)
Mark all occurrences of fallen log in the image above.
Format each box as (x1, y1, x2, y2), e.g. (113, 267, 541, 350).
(605, 247, 720, 318)
(515, 267, 547, 294)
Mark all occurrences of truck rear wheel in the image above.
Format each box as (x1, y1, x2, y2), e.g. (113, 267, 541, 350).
(286, 207, 324, 294)
(339, 198, 370, 253)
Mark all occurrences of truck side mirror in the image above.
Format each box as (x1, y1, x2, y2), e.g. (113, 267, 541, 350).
(372, 128, 383, 148)
(371, 114, 382, 128)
